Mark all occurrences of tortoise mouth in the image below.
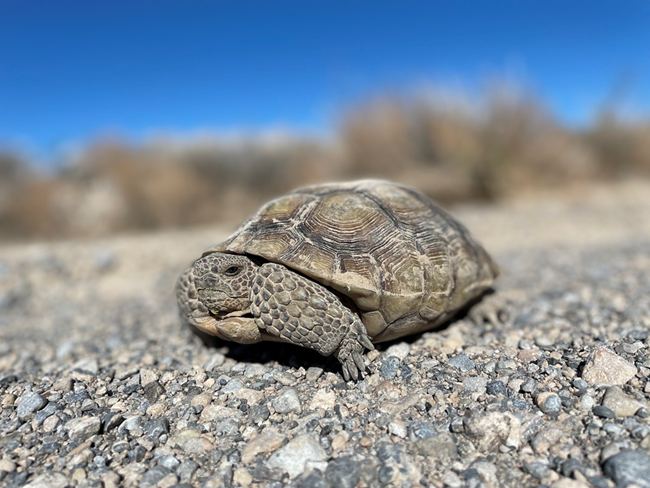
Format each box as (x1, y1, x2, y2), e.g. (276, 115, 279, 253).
(210, 309, 254, 321)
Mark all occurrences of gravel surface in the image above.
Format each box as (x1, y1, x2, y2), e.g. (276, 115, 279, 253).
(1, 182, 650, 488)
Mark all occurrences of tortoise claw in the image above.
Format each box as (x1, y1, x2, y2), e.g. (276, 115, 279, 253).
(336, 325, 372, 381)
(341, 363, 351, 382)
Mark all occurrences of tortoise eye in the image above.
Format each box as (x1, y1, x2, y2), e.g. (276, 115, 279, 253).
(224, 266, 241, 276)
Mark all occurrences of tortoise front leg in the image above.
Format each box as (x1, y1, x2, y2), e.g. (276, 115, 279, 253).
(250, 263, 374, 380)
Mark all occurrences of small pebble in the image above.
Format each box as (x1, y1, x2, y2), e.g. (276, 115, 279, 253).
(486, 380, 507, 396)
(306, 367, 324, 382)
(204, 353, 226, 371)
(463, 377, 488, 394)
(408, 421, 437, 440)
(448, 354, 476, 372)
(249, 404, 270, 423)
(536, 392, 562, 414)
(267, 435, 327, 478)
(593, 405, 616, 419)
(66, 416, 101, 441)
(380, 356, 401, 379)
(325, 456, 360, 488)
(17, 392, 46, 419)
(272, 387, 302, 414)
(388, 421, 407, 438)
(385, 343, 411, 360)
(525, 462, 548, 480)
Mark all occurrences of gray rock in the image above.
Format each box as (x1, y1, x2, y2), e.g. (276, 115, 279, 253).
(536, 392, 562, 413)
(298, 471, 331, 488)
(102, 412, 124, 432)
(274, 371, 297, 386)
(244, 363, 268, 377)
(521, 377, 537, 393)
(411, 433, 458, 460)
(443, 472, 463, 488)
(120, 415, 144, 432)
(325, 456, 360, 488)
(33, 402, 61, 426)
(525, 462, 548, 480)
(573, 378, 589, 392)
(408, 421, 437, 440)
(214, 418, 240, 436)
(158, 455, 180, 470)
(145, 418, 170, 439)
(560, 458, 583, 478)
(379, 356, 401, 379)
(603, 450, 650, 488)
(486, 380, 507, 395)
(140, 466, 173, 487)
(580, 394, 595, 410)
(535, 336, 554, 347)
(448, 354, 476, 372)
(463, 376, 488, 394)
(378, 464, 396, 484)
(593, 405, 616, 419)
(177, 460, 199, 482)
(222, 378, 244, 395)
(450, 417, 465, 433)
(143, 381, 165, 402)
(182, 436, 213, 454)
(17, 392, 46, 419)
(249, 404, 270, 423)
(267, 434, 327, 478)
(272, 387, 302, 414)
(204, 353, 226, 371)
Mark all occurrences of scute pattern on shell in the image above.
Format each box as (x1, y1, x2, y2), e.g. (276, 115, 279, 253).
(204, 180, 498, 342)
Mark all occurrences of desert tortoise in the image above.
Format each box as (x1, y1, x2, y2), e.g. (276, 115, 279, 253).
(176, 180, 499, 380)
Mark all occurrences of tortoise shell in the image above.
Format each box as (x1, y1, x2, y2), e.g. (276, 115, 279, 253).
(203, 180, 498, 342)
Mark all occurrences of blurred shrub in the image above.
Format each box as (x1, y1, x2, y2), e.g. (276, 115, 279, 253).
(1, 84, 649, 240)
(339, 86, 603, 200)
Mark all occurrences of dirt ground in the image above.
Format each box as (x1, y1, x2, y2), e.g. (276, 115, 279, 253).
(1, 180, 649, 487)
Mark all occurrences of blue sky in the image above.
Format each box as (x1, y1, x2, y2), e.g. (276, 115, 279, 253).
(1, 0, 649, 158)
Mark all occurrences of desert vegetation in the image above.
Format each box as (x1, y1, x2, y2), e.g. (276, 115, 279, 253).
(1, 86, 649, 240)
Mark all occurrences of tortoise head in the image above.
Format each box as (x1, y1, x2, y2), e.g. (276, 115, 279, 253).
(189, 252, 258, 317)
(176, 252, 264, 344)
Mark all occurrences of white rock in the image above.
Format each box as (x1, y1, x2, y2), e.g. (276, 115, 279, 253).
(241, 429, 286, 464)
(582, 347, 637, 386)
(602, 386, 645, 418)
(388, 421, 408, 438)
(385, 342, 411, 360)
(71, 357, 99, 376)
(308, 389, 337, 411)
(272, 387, 302, 414)
(267, 434, 326, 478)
(66, 416, 101, 441)
(23, 472, 69, 488)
